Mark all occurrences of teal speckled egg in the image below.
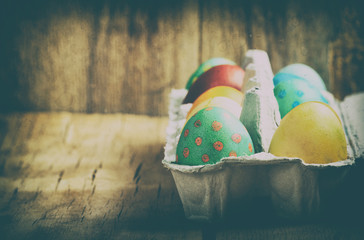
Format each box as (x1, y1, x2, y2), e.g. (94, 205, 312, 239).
(176, 107, 254, 166)
(273, 63, 327, 91)
(185, 58, 236, 90)
(274, 79, 328, 118)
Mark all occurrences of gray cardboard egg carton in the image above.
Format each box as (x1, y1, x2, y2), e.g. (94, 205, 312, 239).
(163, 50, 364, 221)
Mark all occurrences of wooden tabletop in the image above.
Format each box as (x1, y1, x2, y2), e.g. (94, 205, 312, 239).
(0, 112, 363, 240)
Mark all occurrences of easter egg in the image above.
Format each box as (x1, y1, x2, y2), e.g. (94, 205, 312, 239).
(185, 58, 236, 89)
(191, 86, 244, 108)
(186, 96, 242, 121)
(273, 72, 305, 85)
(176, 107, 255, 165)
(274, 79, 328, 118)
(183, 65, 245, 104)
(269, 101, 347, 164)
(274, 63, 327, 91)
(186, 86, 244, 119)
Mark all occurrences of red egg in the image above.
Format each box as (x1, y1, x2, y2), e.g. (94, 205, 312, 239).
(182, 65, 245, 104)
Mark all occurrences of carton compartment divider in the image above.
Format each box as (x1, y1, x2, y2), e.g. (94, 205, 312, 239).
(162, 50, 362, 221)
(339, 93, 364, 159)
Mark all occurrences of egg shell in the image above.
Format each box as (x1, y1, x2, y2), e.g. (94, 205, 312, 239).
(186, 96, 242, 122)
(182, 65, 245, 104)
(176, 107, 254, 166)
(186, 86, 243, 120)
(273, 72, 305, 86)
(163, 50, 363, 221)
(276, 63, 327, 91)
(274, 78, 328, 118)
(190, 86, 244, 110)
(269, 101, 348, 164)
(185, 58, 236, 89)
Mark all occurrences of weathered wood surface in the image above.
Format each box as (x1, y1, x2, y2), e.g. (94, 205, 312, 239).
(1, 0, 364, 238)
(1, 113, 364, 239)
(1, 0, 364, 115)
(0, 112, 201, 239)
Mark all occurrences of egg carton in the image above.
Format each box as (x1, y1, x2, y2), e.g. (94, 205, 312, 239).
(163, 50, 364, 221)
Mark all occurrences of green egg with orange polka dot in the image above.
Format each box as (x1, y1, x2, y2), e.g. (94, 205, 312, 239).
(176, 107, 255, 165)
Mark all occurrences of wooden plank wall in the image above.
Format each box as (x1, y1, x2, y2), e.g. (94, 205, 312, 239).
(0, 0, 363, 116)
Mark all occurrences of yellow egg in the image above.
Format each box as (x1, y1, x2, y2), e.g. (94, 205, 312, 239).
(269, 101, 347, 164)
(187, 86, 243, 116)
(186, 96, 242, 122)
(195, 86, 243, 105)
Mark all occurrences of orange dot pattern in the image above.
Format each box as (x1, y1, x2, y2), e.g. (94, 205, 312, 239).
(212, 121, 223, 132)
(229, 151, 237, 157)
(202, 154, 210, 162)
(195, 137, 202, 146)
(183, 147, 189, 158)
(177, 107, 255, 165)
(184, 129, 189, 137)
(213, 141, 224, 151)
(231, 133, 242, 143)
(248, 143, 253, 152)
(194, 120, 202, 127)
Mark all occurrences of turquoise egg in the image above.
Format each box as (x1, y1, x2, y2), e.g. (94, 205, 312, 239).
(274, 63, 327, 91)
(185, 58, 236, 90)
(274, 79, 328, 118)
(273, 72, 305, 86)
(176, 107, 254, 166)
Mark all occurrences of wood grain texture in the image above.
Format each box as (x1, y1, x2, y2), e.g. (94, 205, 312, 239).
(14, 3, 92, 112)
(89, 0, 199, 115)
(1, 2, 363, 238)
(0, 0, 200, 116)
(328, 2, 364, 99)
(0, 112, 204, 239)
(200, 0, 249, 64)
(0, 113, 364, 239)
(0, 0, 364, 115)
